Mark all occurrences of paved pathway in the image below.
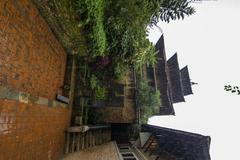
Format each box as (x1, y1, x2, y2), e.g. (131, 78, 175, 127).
(61, 142, 119, 160)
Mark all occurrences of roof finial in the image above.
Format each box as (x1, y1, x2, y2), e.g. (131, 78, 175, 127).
(191, 82, 198, 85)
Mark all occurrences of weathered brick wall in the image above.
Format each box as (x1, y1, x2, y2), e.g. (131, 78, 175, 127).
(0, 0, 67, 100)
(0, 0, 71, 159)
(0, 99, 70, 160)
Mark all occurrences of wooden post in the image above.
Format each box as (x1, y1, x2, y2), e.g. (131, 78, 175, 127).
(93, 130, 96, 146)
(76, 133, 80, 151)
(71, 133, 76, 152)
(81, 133, 85, 149)
(84, 132, 88, 149)
(99, 129, 102, 145)
(65, 132, 70, 154)
(89, 131, 92, 147)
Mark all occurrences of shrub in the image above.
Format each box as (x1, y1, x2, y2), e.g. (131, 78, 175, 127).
(74, 0, 107, 57)
(136, 78, 161, 124)
(32, 0, 87, 54)
(137, 79, 160, 107)
(114, 63, 127, 81)
(140, 106, 155, 124)
(89, 17, 107, 57)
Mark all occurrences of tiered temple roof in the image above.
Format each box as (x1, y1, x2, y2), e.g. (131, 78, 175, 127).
(145, 35, 194, 116)
(154, 36, 175, 115)
(180, 66, 193, 96)
(167, 53, 185, 103)
(142, 124, 211, 160)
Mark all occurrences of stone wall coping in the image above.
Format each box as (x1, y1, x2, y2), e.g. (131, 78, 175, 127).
(0, 85, 68, 108)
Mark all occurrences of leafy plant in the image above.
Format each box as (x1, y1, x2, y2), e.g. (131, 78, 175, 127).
(95, 86, 107, 100)
(89, 74, 107, 100)
(33, 0, 87, 54)
(114, 63, 127, 81)
(136, 78, 161, 124)
(140, 106, 155, 124)
(35, 0, 200, 80)
(90, 74, 98, 89)
(104, 0, 159, 72)
(155, 0, 195, 23)
(224, 85, 240, 95)
(137, 79, 161, 107)
(74, 0, 107, 57)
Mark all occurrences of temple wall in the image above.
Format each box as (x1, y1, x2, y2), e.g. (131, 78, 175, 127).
(0, 0, 70, 159)
(97, 71, 136, 123)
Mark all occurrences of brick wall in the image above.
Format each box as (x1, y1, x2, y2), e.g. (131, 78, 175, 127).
(0, 0, 67, 100)
(0, 99, 70, 160)
(0, 0, 71, 159)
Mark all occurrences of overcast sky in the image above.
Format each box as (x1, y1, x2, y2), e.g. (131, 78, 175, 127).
(148, 1, 240, 159)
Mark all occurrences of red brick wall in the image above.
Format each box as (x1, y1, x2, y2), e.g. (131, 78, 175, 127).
(0, 0, 71, 159)
(0, 0, 67, 100)
(0, 100, 70, 160)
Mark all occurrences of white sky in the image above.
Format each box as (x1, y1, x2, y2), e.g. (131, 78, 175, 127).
(148, 1, 240, 159)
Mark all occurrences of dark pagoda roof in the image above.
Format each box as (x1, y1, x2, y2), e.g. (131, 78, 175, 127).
(154, 36, 175, 115)
(167, 53, 185, 103)
(180, 66, 193, 96)
(142, 124, 211, 160)
(155, 35, 166, 60)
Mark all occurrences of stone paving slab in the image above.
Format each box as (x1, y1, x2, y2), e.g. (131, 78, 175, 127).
(61, 142, 120, 160)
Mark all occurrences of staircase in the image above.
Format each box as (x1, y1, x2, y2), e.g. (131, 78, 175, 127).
(140, 133, 177, 160)
(65, 125, 111, 154)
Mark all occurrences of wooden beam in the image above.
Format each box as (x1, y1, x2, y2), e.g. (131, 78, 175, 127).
(142, 133, 154, 149)
(144, 135, 155, 152)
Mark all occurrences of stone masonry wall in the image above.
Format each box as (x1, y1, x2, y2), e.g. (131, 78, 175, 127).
(0, 0, 67, 100)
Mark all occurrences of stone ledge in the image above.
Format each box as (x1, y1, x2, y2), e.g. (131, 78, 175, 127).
(0, 85, 68, 108)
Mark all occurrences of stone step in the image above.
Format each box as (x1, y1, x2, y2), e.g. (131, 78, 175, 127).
(65, 128, 111, 154)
